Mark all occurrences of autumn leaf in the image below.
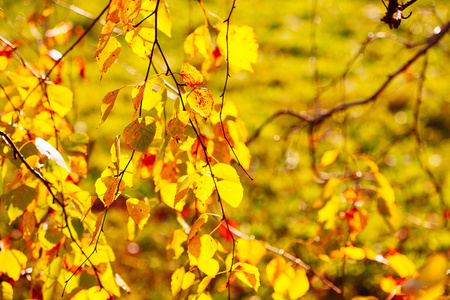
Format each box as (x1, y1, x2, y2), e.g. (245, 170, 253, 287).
(184, 25, 211, 59)
(35, 137, 70, 172)
(46, 84, 73, 117)
(187, 234, 220, 277)
(0, 249, 27, 281)
(22, 210, 35, 241)
(179, 62, 204, 87)
(387, 252, 417, 278)
(216, 24, 259, 73)
(319, 149, 339, 167)
(91, 210, 105, 244)
(126, 198, 151, 230)
(236, 238, 267, 265)
(96, 35, 121, 75)
(141, 0, 172, 37)
(233, 263, 261, 291)
(98, 88, 124, 127)
(166, 229, 187, 259)
(125, 27, 155, 59)
(216, 180, 244, 208)
(186, 88, 214, 119)
(167, 110, 190, 141)
(123, 117, 157, 153)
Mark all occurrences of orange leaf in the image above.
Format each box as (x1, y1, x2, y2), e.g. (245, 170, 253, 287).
(126, 198, 151, 230)
(98, 88, 124, 127)
(186, 88, 214, 119)
(179, 63, 204, 87)
(22, 211, 35, 242)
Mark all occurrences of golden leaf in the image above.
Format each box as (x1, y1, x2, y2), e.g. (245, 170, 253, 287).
(179, 62, 204, 87)
(236, 238, 267, 266)
(166, 229, 187, 259)
(319, 149, 340, 167)
(126, 198, 151, 230)
(186, 88, 214, 119)
(125, 27, 155, 59)
(216, 24, 259, 73)
(98, 88, 124, 127)
(233, 263, 261, 291)
(96, 35, 121, 74)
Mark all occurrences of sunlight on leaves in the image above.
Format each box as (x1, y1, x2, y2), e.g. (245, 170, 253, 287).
(35, 137, 70, 172)
(217, 24, 259, 73)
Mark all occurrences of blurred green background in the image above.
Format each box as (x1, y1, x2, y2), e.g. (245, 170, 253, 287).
(1, 0, 449, 299)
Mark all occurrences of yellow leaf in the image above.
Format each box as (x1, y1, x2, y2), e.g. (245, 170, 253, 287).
(351, 297, 379, 300)
(46, 84, 73, 117)
(22, 210, 35, 242)
(142, 77, 166, 111)
(72, 286, 112, 300)
(184, 25, 211, 59)
(193, 175, 215, 202)
(182, 272, 196, 290)
(106, 0, 122, 23)
(98, 88, 124, 127)
(186, 88, 214, 119)
(125, 27, 155, 59)
(319, 149, 339, 168)
(236, 238, 267, 266)
(288, 268, 309, 299)
(126, 198, 151, 230)
(197, 276, 213, 294)
(217, 24, 259, 73)
(388, 253, 416, 278)
(343, 245, 366, 260)
(216, 180, 244, 208)
(166, 229, 187, 259)
(266, 256, 288, 286)
(380, 276, 400, 294)
(96, 35, 121, 74)
(120, 0, 141, 31)
(211, 163, 240, 183)
(160, 182, 185, 211)
(96, 21, 116, 57)
(0, 249, 27, 281)
(1, 281, 13, 300)
(179, 62, 204, 87)
(141, 0, 172, 37)
(171, 267, 185, 296)
(318, 196, 340, 230)
(188, 235, 219, 277)
(233, 263, 261, 291)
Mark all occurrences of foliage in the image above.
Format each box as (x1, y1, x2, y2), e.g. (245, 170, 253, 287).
(0, 0, 449, 299)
